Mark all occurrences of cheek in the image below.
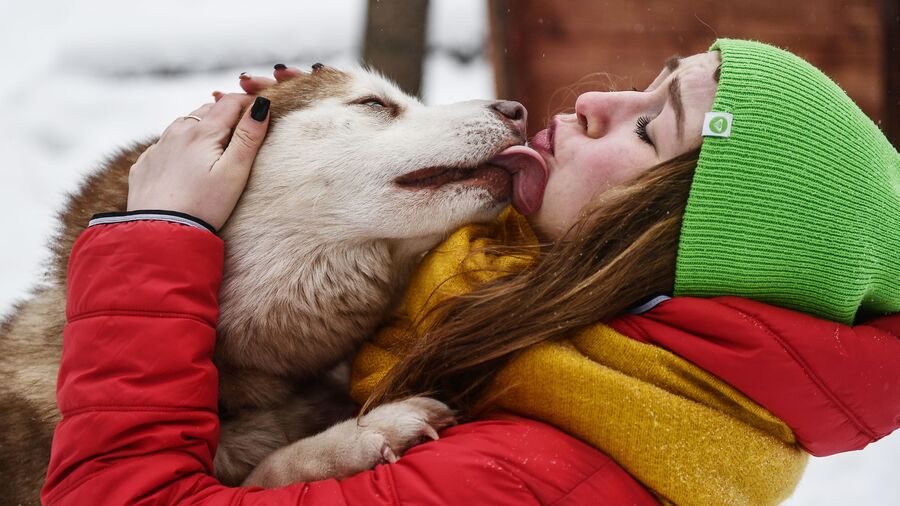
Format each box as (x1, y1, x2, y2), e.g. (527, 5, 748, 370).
(529, 132, 654, 239)
(533, 157, 615, 238)
(543, 172, 597, 222)
(557, 141, 642, 199)
(549, 167, 604, 209)
(533, 142, 650, 238)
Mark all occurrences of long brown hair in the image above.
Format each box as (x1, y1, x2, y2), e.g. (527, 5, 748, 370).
(364, 148, 701, 417)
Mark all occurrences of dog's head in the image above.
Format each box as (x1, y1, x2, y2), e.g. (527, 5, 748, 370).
(233, 65, 546, 248)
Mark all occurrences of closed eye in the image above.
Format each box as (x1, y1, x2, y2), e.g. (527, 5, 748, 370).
(352, 96, 387, 108)
(351, 96, 400, 117)
(635, 115, 654, 147)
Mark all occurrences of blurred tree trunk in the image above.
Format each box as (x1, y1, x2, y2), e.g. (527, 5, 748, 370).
(364, 0, 430, 97)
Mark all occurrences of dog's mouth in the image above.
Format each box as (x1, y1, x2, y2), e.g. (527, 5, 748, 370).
(394, 145, 548, 215)
(395, 165, 497, 188)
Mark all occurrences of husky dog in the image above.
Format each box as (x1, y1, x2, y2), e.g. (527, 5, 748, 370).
(0, 65, 548, 501)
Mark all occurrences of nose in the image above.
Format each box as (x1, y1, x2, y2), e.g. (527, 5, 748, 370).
(490, 100, 527, 136)
(574, 91, 629, 139)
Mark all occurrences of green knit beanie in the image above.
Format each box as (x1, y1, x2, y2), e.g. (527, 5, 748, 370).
(674, 39, 900, 324)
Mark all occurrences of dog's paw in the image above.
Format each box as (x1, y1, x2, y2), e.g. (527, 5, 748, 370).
(242, 396, 455, 488)
(329, 397, 456, 477)
(351, 396, 457, 466)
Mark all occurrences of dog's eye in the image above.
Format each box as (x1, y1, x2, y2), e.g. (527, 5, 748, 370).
(350, 97, 398, 118)
(352, 97, 388, 109)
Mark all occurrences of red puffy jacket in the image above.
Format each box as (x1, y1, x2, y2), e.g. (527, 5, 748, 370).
(42, 219, 900, 505)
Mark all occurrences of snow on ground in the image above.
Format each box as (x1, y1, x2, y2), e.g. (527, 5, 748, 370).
(0, 0, 895, 503)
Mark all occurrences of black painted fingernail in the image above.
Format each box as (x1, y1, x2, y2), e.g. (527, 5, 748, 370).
(239, 72, 251, 80)
(274, 63, 287, 71)
(251, 97, 270, 122)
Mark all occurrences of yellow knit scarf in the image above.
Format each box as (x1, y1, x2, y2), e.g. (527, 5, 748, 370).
(351, 208, 806, 505)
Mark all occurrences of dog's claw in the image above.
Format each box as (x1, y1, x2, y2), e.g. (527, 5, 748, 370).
(381, 445, 399, 464)
(424, 425, 440, 441)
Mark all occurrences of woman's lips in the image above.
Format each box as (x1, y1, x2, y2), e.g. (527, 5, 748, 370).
(528, 118, 557, 157)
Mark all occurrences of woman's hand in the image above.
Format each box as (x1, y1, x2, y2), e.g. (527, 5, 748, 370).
(126, 94, 271, 231)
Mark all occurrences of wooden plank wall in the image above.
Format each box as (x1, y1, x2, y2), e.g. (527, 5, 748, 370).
(488, 0, 894, 146)
(884, 0, 898, 146)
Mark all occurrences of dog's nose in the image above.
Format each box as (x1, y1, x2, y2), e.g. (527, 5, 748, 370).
(490, 100, 527, 136)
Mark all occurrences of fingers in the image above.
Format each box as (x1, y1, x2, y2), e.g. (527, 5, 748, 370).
(273, 65, 305, 82)
(213, 96, 271, 176)
(188, 102, 215, 118)
(236, 65, 305, 94)
(239, 75, 277, 95)
(160, 102, 214, 139)
(203, 93, 256, 134)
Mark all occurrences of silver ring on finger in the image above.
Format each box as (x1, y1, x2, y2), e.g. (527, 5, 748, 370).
(180, 115, 203, 122)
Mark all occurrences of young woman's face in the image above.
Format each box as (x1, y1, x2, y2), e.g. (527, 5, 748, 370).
(528, 51, 721, 240)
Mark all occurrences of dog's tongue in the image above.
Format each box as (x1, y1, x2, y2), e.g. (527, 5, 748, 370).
(487, 145, 548, 215)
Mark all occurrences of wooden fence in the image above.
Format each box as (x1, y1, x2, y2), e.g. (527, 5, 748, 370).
(489, 0, 898, 146)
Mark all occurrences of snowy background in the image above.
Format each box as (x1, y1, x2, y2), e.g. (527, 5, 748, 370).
(0, 0, 896, 503)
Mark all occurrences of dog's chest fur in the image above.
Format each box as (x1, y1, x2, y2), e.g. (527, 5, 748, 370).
(214, 223, 417, 410)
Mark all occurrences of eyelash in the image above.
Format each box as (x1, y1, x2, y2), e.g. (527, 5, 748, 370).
(635, 115, 654, 146)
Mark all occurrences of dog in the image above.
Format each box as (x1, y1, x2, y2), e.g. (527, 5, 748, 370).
(0, 64, 548, 501)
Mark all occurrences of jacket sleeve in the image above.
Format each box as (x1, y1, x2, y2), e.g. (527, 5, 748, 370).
(612, 296, 900, 457)
(42, 220, 544, 506)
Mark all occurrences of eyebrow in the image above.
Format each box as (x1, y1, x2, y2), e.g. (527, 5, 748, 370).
(668, 77, 685, 140)
(665, 56, 682, 72)
(645, 55, 681, 92)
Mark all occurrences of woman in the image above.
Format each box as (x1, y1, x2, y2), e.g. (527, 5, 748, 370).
(43, 39, 898, 505)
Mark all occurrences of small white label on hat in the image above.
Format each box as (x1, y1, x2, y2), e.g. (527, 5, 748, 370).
(702, 112, 733, 138)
